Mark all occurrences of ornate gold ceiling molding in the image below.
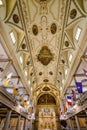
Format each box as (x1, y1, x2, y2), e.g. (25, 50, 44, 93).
(4, 0, 16, 21)
(17, 37, 29, 52)
(34, 82, 59, 92)
(37, 46, 54, 65)
(26, 0, 38, 23)
(66, 0, 85, 26)
(49, 0, 58, 20)
(17, 0, 38, 87)
(62, 22, 87, 96)
(5, 3, 23, 30)
(0, 21, 30, 94)
(74, 0, 87, 16)
(65, 20, 81, 47)
(62, 34, 75, 51)
(35, 0, 51, 3)
(7, 23, 25, 49)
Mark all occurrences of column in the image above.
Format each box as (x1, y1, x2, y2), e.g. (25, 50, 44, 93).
(32, 120, 35, 130)
(59, 99, 64, 114)
(27, 120, 30, 130)
(68, 118, 74, 130)
(75, 115, 81, 130)
(23, 118, 27, 130)
(16, 115, 21, 130)
(30, 120, 32, 130)
(3, 110, 12, 130)
(85, 111, 87, 129)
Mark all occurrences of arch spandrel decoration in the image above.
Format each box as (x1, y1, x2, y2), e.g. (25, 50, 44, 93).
(37, 94, 56, 105)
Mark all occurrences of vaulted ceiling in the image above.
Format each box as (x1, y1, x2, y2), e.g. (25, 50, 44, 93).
(0, 0, 87, 108)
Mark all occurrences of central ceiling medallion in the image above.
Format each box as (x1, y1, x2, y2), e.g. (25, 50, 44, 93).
(37, 46, 53, 65)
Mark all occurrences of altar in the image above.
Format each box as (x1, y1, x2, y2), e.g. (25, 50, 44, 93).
(38, 111, 57, 130)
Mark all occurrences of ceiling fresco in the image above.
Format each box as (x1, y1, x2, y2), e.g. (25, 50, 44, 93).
(37, 46, 53, 65)
(37, 94, 56, 105)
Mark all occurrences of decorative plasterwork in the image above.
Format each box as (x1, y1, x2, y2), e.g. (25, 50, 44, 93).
(18, 0, 67, 88)
(1, 0, 87, 106)
(37, 46, 53, 65)
(43, 86, 50, 91)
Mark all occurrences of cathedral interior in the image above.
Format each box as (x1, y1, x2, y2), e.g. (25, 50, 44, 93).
(0, 0, 87, 130)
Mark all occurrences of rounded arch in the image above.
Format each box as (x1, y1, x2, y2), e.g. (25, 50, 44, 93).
(37, 93, 56, 105)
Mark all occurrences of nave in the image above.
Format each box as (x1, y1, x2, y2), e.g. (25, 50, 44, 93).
(0, 0, 87, 130)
